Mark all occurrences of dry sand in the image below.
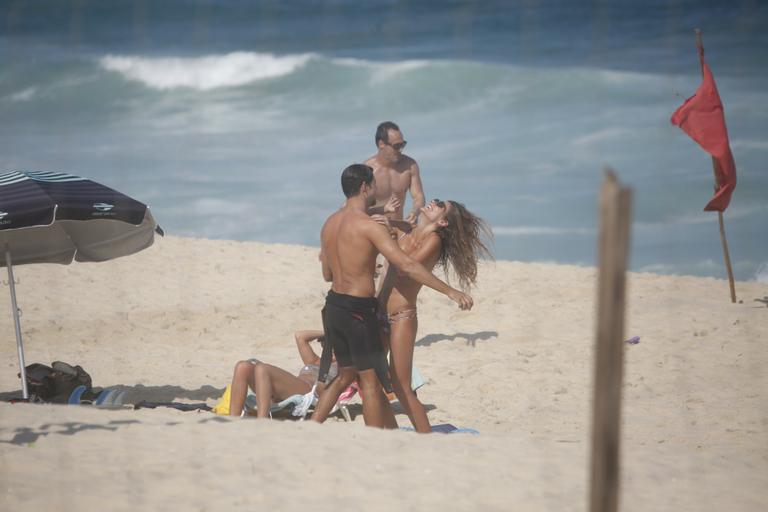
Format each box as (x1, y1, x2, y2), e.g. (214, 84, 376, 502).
(0, 235, 766, 511)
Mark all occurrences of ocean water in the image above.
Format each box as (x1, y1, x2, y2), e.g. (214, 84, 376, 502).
(1, 1, 766, 281)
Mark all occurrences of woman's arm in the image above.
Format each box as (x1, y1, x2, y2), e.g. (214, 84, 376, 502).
(294, 330, 324, 366)
(395, 233, 442, 277)
(377, 232, 441, 302)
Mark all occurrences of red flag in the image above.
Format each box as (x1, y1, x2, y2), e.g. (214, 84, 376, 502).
(671, 61, 737, 211)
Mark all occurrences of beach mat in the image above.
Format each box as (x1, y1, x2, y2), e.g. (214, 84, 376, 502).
(400, 423, 479, 435)
(133, 401, 212, 412)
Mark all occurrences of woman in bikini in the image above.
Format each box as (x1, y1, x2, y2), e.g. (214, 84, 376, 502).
(228, 330, 337, 418)
(377, 199, 492, 432)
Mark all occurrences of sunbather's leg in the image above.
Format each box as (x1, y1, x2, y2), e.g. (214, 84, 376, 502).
(389, 316, 431, 433)
(358, 368, 397, 429)
(252, 363, 312, 419)
(229, 360, 256, 417)
(311, 366, 357, 423)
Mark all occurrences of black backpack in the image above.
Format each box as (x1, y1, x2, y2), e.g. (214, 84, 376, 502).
(21, 363, 56, 402)
(19, 361, 93, 403)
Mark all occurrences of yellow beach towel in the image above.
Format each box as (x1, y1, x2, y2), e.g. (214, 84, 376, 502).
(211, 385, 232, 415)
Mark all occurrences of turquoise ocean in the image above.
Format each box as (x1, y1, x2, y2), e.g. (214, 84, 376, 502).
(1, 1, 766, 281)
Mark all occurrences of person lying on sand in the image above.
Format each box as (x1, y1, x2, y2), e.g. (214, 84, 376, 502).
(378, 199, 493, 432)
(228, 330, 336, 418)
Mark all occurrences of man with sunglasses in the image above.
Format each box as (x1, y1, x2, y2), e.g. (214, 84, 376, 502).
(364, 121, 425, 226)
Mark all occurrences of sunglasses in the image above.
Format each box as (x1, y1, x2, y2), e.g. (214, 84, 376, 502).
(387, 140, 407, 151)
(432, 198, 446, 209)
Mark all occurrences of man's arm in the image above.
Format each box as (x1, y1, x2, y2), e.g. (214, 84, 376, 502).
(366, 221, 472, 310)
(319, 249, 333, 282)
(405, 162, 425, 224)
(377, 233, 436, 299)
(388, 219, 413, 233)
(405, 232, 440, 265)
(319, 221, 333, 282)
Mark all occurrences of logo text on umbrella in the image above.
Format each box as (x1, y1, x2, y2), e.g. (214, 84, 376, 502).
(93, 203, 114, 212)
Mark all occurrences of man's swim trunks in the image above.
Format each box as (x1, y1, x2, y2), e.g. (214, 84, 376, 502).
(318, 290, 392, 393)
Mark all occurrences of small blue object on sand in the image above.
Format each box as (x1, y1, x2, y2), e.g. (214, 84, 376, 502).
(67, 385, 87, 404)
(94, 388, 115, 406)
(108, 390, 126, 407)
(625, 336, 640, 345)
(400, 423, 479, 435)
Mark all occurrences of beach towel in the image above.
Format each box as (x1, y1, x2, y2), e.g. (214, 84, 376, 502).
(211, 385, 233, 415)
(211, 385, 316, 418)
(400, 423, 479, 435)
(134, 401, 212, 412)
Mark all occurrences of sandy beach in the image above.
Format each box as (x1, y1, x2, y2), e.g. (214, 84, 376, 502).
(1, 235, 766, 511)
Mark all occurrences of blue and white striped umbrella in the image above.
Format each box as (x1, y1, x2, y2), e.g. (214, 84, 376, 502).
(0, 171, 162, 399)
(0, 171, 160, 265)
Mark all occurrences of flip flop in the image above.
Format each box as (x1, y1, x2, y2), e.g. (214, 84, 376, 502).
(104, 390, 126, 407)
(67, 385, 87, 405)
(94, 388, 115, 406)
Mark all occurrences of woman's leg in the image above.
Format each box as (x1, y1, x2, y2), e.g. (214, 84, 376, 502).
(389, 316, 431, 433)
(252, 363, 312, 419)
(229, 360, 256, 417)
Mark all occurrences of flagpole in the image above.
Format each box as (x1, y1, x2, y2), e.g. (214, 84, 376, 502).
(694, 28, 737, 303)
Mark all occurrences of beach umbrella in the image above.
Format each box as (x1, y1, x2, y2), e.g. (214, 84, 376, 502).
(0, 170, 162, 400)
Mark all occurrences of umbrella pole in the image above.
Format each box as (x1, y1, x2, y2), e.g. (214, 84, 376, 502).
(5, 249, 28, 400)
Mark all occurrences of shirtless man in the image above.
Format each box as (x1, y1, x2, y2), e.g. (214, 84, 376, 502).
(312, 164, 472, 428)
(364, 121, 425, 224)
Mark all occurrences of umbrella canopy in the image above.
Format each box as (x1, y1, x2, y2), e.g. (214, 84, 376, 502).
(0, 170, 159, 265)
(0, 170, 162, 399)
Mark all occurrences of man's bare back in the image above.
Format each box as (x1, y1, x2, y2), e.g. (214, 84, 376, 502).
(320, 207, 381, 298)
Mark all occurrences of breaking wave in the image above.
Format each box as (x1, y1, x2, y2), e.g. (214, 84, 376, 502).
(493, 226, 595, 236)
(755, 262, 768, 283)
(99, 52, 316, 90)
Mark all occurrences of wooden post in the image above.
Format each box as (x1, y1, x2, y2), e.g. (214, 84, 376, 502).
(695, 28, 737, 303)
(589, 170, 632, 512)
(715, 200, 736, 303)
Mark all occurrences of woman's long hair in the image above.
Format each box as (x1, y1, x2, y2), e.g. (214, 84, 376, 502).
(436, 201, 494, 291)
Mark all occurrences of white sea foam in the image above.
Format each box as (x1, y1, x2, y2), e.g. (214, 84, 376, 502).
(596, 69, 660, 84)
(334, 57, 431, 84)
(639, 259, 719, 275)
(493, 226, 595, 236)
(188, 197, 255, 216)
(571, 127, 632, 148)
(99, 52, 315, 90)
(755, 262, 768, 283)
(4, 87, 37, 102)
(730, 139, 768, 151)
(370, 60, 431, 84)
(634, 204, 764, 232)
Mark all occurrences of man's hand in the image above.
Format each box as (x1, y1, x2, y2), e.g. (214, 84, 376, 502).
(370, 214, 390, 228)
(388, 219, 414, 233)
(384, 195, 401, 214)
(404, 210, 419, 226)
(370, 214, 396, 238)
(448, 289, 473, 310)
